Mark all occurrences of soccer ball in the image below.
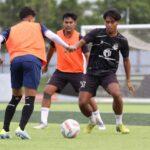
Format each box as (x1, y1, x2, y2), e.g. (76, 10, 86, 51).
(60, 119, 80, 138)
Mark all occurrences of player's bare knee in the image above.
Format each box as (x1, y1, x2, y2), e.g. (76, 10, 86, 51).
(112, 91, 122, 99)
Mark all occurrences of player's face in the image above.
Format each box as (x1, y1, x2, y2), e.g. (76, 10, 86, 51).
(63, 17, 76, 32)
(104, 16, 118, 35)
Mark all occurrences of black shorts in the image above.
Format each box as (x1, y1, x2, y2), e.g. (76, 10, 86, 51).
(80, 73, 118, 97)
(47, 70, 83, 93)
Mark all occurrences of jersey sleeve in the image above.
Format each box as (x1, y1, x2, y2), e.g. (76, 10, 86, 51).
(79, 34, 89, 53)
(41, 24, 48, 33)
(40, 24, 48, 38)
(120, 38, 129, 58)
(83, 28, 99, 43)
(1, 28, 10, 42)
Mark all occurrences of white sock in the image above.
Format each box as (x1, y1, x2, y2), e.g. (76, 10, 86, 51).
(92, 109, 104, 124)
(89, 115, 96, 125)
(41, 107, 49, 125)
(115, 114, 123, 125)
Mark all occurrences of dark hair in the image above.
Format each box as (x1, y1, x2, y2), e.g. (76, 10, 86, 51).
(103, 8, 121, 21)
(63, 12, 77, 21)
(19, 7, 36, 20)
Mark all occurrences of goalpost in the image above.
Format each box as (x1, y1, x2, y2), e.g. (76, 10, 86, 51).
(81, 24, 150, 103)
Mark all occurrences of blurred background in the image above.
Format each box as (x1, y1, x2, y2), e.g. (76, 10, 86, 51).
(0, 0, 150, 102)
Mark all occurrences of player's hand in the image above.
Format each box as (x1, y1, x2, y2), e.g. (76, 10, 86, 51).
(65, 45, 76, 52)
(42, 65, 48, 73)
(126, 80, 135, 95)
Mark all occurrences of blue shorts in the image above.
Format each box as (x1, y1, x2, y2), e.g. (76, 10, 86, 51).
(10, 60, 42, 89)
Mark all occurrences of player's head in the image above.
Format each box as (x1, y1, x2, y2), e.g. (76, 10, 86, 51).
(62, 12, 77, 33)
(19, 7, 36, 22)
(103, 8, 121, 35)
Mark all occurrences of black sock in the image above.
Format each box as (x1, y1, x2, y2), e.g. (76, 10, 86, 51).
(3, 95, 22, 132)
(19, 96, 35, 130)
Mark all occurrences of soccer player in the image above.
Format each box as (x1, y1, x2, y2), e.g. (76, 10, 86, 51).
(0, 7, 74, 139)
(71, 9, 135, 134)
(34, 12, 105, 130)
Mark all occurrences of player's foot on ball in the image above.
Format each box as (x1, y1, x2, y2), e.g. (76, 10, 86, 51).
(116, 124, 130, 134)
(33, 123, 47, 129)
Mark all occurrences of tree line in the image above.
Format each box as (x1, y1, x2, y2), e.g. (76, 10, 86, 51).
(0, 0, 150, 31)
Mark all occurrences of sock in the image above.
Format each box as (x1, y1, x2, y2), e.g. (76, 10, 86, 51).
(89, 115, 96, 125)
(115, 114, 123, 125)
(92, 109, 104, 124)
(3, 95, 22, 132)
(19, 96, 35, 130)
(41, 107, 49, 125)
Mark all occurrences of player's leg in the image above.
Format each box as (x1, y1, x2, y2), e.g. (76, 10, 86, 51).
(79, 91, 93, 117)
(15, 61, 41, 139)
(34, 84, 58, 129)
(69, 73, 93, 115)
(15, 88, 36, 140)
(79, 74, 104, 133)
(106, 82, 129, 134)
(34, 70, 67, 129)
(89, 98, 106, 130)
(0, 89, 22, 139)
(79, 91, 97, 133)
(70, 73, 105, 128)
(102, 73, 129, 134)
(0, 62, 23, 139)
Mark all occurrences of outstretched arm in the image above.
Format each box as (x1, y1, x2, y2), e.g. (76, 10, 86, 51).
(74, 39, 86, 49)
(67, 39, 87, 52)
(41, 24, 75, 51)
(44, 30, 69, 49)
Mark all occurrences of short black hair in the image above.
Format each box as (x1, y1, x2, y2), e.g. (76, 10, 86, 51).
(103, 8, 121, 21)
(19, 7, 36, 20)
(63, 12, 77, 21)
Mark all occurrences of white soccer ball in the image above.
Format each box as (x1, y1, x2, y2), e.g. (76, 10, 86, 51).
(60, 119, 80, 138)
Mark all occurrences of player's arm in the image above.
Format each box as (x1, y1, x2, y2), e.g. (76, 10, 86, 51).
(0, 29, 10, 65)
(80, 34, 90, 65)
(121, 39, 135, 95)
(73, 39, 87, 49)
(123, 57, 135, 95)
(42, 44, 55, 73)
(72, 28, 98, 50)
(83, 52, 90, 66)
(123, 57, 131, 82)
(41, 24, 74, 51)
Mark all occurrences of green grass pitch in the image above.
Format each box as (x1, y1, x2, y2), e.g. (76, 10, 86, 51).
(0, 103, 150, 150)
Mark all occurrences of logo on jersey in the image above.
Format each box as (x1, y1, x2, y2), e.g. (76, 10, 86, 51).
(103, 48, 112, 57)
(112, 43, 119, 51)
(80, 81, 86, 88)
(100, 40, 104, 44)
